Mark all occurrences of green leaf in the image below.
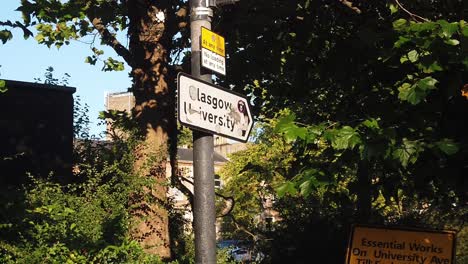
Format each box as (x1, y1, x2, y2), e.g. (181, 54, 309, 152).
(416, 77, 438, 91)
(425, 61, 443, 73)
(392, 138, 423, 167)
(407, 50, 419, 63)
(299, 178, 314, 197)
(398, 83, 424, 105)
(409, 22, 437, 32)
(435, 138, 459, 155)
(388, 3, 398, 14)
(394, 36, 410, 48)
(444, 39, 459, 46)
(362, 118, 380, 130)
(462, 26, 468, 37)
(397, 78, 435, 102)
(300, 177, 324, 197)
(400, 55, 409, 64)
(294, 169, 328, 197)
(0, 80, 6, 93)
(275, 113, 307, 142)
(0, 30, 13, 44)
(329, 126, 361, 150)
(305, 124, 324, 143)
(276, 181, 297, 197)
(102, 57, 125, 71)
(393, 19, 408, 30)
(35, 33, 44, 43)
(437, 20, 458, 38)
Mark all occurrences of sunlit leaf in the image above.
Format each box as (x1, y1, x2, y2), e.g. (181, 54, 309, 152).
(407, 50, 419, 63)
(329, 126, 361, 150)
(416, 77, 438, 91)
(462, 26, 468, 37)
(437, 20, 458, 38)
(275, 113, 307, 142)
(0, 80, 7, 93)
(276, 181, 297, 197)
(388, 3, 398, 14)
(398, 83, 425, 105)
(393, 19, 407, 30)
(362, 118, 380, 130)
(444, 39, 459, 46)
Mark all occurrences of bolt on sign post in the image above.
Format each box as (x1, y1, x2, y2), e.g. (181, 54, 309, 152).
(346, 225, 456, 264)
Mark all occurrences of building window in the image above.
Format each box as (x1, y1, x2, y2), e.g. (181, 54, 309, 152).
(214, 174, 222, 188)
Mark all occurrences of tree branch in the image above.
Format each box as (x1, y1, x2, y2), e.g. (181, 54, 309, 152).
(0, 20, 33, 39)
(215, 192, 235, 218)
(89, 17, 135, 67)
(338, 0, 361, 14)
(394, 0, 430, 22)
(225, 214, 267, 241)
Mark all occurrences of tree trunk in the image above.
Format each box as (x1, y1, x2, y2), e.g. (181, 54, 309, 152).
(127, 0, 174, 258)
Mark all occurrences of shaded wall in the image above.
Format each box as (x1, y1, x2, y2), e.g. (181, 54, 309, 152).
(0, 80, 76, 184)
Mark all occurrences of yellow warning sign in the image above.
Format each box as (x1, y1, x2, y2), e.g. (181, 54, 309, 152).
(346, 225, 456, 264)
(201, 27, 225, 57)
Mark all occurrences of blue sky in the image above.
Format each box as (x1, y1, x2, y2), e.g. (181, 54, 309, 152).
(0, 1, 132, 137)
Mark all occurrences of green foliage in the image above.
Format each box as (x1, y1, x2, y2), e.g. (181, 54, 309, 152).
(177, 126, 193, 148)
(391, 138, 424, 167)
(102, 57, 125, 72)
(220, 1, 467, 262)
(0, 20, 33, 44)
(218, 119, 295, 238)
(392, 20, 466, 105)
(34, 66, 71, 86)
(13, 0, 188, 72)
(0, 120, 174, 264)
(0, 101, 194, 263)
(73, 96, 91, 139)
(0, 164, 164, 263)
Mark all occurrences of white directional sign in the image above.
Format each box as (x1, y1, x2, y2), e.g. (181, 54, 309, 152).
(178, 73, 253, 142)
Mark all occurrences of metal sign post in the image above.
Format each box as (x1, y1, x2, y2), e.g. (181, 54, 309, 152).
(190, 1, 216, 263)
(188, 1, 243, 263)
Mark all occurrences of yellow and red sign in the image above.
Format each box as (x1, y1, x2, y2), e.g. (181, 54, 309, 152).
(346, 225, 456, 264)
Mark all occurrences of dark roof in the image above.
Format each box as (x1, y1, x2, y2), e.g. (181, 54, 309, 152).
(177, 148, 228, 163)
(4, 79, 76, 93)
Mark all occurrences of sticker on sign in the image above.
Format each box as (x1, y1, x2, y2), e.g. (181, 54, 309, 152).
(177, 73, 253, 142)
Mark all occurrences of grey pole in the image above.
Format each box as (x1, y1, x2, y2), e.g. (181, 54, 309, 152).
(190, 1, 216, 263)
